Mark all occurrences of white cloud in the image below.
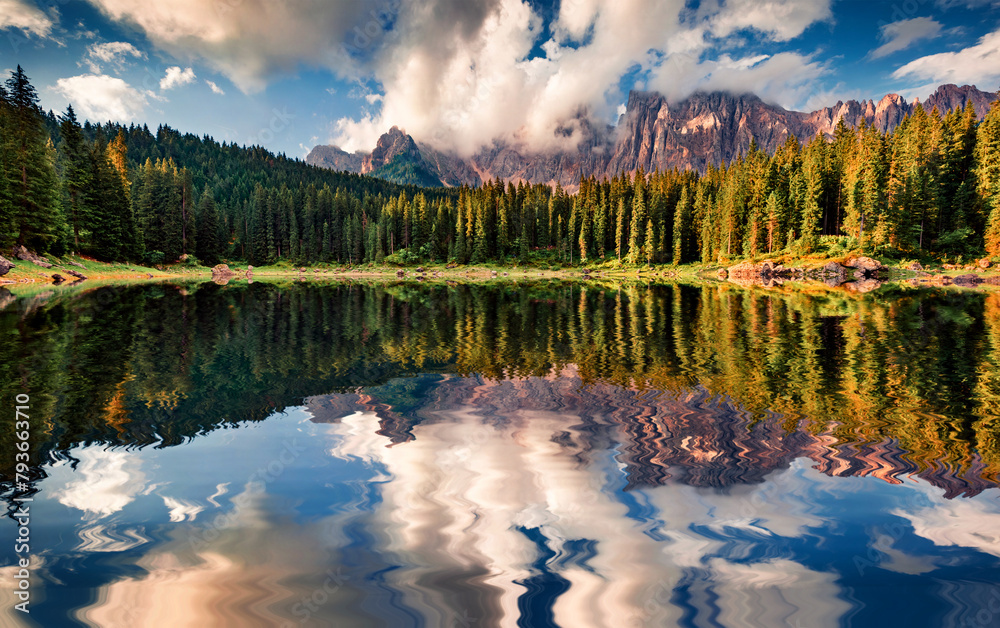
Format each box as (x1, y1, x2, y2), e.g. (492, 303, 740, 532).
(645, 51, 829, 111)
(334, 0, 834, 154)
(707, 0, 834, 43)
(160, 66, 196, 90)
(85, 0, 368, 93)
(870, 17, 943, 59)
(893, 29, 1000, 89)
(53, 74, 151, 121)
(84, 40, 146, 73)
(0, 0, 54, 37)
(52, 448, 147, 518)
(205, 79, 225, 95)
(86, 0, 834, 155)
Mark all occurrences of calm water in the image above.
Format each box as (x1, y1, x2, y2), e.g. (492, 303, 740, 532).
(2, 280, 999, 627)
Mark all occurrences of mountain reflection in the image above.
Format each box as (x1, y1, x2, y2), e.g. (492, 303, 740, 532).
(3, 281, 999, 500)
(307, 369, 1000, 498)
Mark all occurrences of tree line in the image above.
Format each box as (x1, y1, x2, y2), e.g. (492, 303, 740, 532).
(3, 64, 1000, 267)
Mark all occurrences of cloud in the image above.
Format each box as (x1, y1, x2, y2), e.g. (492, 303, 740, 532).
(706, 0, 834, 43)
(205, 79, 225, 95)
(0, 0, 54, 37)
(893, 29, 1000, 89)
(870, 17, 943, 59)
(648, 52, 829, 109)
(53, 74, 151, 121)
(52, 448, 147, 518)
(160, 66, 196, 90)
(86, 0, 834, 155)
(85, 0, 369, 92)
(84, 40, 146, 73)
(334, 0, 834, 154)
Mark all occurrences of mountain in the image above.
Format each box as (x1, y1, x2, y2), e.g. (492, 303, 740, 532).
(304, 144, 367, 172)
(306, 84, 998, 189)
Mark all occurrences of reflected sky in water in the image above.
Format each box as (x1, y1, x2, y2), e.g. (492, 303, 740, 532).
(2, 374, 998, 627)
(2, 281, 1000, 627)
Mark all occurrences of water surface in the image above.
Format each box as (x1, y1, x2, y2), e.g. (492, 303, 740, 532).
(2, 281, 999, 627)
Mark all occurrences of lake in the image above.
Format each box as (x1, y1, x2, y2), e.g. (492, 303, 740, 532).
(2, 280, 999, 627)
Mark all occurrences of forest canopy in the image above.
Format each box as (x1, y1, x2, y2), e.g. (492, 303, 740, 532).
(3, 65, 1000, 267)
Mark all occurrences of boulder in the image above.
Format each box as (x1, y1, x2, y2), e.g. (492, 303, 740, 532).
(0, 255, 13, 276)
(727, 261, 767, 279)
(979, 258, 992, 270)
(12, 245, 53, 269)
(211, 264, 238, 284)
(907, 262, 924, 271)
(64, 269, 87, 281)
(51, 273, 65, 284)
(822, 261, 848, 277)
(844, 256, 884, 272)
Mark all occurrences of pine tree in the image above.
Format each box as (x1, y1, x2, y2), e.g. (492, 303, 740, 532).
(977, 100, 1000, 254)
(800, 134, 826, 252)
(644, 218, 656, 264)
(196, 189, 222, 265)
(455, 195, 468, 263)
(58, 105, 90, 252)
(3, 66, 63, 251)
(106, 129, 139, 260)
(672, 186, 693, 264)
(616, 198, 627, 261)
(627, 171, 647, 263)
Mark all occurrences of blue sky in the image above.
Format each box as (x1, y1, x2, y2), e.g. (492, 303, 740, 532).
(2, 0, 999, 158)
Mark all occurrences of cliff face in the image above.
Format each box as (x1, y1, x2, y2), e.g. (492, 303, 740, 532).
(305, 145, 366, 172)
(306, 84, 998, 188)
(360, 126, 422, 174)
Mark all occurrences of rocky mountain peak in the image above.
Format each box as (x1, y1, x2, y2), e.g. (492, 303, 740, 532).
(362, 126, 422, 174)
(307, 84, 998, 189)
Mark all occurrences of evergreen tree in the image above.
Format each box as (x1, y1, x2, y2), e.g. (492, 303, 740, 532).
(58, 105, 90, 252)
(3, 66, 63, 251)
(196, 189, 223, 265)
(977, 100, 1000, 254)
(672, 186, 694, 264)
(627, 171, 647, 263)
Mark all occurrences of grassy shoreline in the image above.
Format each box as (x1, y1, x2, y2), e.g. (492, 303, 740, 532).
(3, 253, 999, 292)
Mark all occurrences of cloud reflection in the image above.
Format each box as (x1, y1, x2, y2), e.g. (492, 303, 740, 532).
(52, 448, 147, 518)
(324, 395, 850, 627)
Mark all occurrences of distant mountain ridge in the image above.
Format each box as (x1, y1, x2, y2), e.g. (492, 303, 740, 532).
(307, 84, 998, 189)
